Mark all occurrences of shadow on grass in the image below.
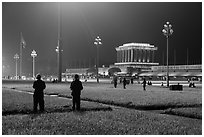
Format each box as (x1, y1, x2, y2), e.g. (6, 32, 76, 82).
(80, 97, 202, 110)
(162, 110, 202, 119)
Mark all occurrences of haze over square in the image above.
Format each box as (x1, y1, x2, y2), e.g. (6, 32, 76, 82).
(2, 2, 202, 76)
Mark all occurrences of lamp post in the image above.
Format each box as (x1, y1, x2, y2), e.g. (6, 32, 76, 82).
(94, 36, 102, 83)
(14, 53, 19, 79)
(162, 21, 173, 87)
(56, 45, 63, 82)
(56, 2, 63, 82)
(31, 50, 37, 78)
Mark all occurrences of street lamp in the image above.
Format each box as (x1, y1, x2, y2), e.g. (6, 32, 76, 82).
(56, 45, 63, 82)
(56, 2, 63, 82)
(31, 50, 37, 78)
(94, 36, 102, 83)
(14, 53, 19, 79)
(162, 21, 173, 87)
(56, 46, 63, 53)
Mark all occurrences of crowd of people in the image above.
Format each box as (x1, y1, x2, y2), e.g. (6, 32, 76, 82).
(113, 76, 150, 90)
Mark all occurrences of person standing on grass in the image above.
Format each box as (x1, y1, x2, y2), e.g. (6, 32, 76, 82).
(131, 77, 134, 84)
(33, 74, 46, 112)
(123, 77, 127, 89)
(142, 78, 146, 91)
(113, 76, 118, 88)
(70, 74, 83, 111)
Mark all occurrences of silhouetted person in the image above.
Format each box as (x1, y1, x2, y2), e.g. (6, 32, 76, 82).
(147, 81, 152, 85)
(70, 74, 83, 111)
(113, 76, 117, 88)
(123, 77, 127, 89)
(131, 78, 134, 84)
(33, 74, 46, 112)
(142, 78, 146, 91)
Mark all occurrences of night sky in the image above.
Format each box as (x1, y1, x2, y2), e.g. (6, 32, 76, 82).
(2, 2, 202, 76)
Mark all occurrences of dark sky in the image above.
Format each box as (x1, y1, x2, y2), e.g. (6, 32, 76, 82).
(2, 2, 202, 76)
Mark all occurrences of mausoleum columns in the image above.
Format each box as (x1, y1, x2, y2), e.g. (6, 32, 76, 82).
(131, 49, 134, 62)
(117, 49, 156, 63)
(125, 50, 127, 62)
(152, 50, 155, 63)
(122, 50, 125, 62)
(147, 50, 150, 62)
(134, 49, 137, 62)
(115, 43, 157, 64)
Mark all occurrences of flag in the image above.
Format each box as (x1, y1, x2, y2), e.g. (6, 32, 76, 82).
(20, 32, 26, 48)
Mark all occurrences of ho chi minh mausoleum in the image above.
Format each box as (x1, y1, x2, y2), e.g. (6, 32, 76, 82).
(113, 43, 159, 73)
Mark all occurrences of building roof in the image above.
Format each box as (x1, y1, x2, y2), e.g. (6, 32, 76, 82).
(122, 43, 154, 48)
(116, 43, 157, 50)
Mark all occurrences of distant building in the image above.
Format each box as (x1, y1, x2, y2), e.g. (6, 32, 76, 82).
(139, 64, 202, 77)
(64, 67, 110, 76)
(65, 68, 88, 75)
(114, 43, 159, 73)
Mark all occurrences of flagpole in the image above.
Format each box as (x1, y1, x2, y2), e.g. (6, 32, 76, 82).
(19, 32, 26, 79)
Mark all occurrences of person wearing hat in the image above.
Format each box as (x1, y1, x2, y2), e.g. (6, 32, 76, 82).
(70, 74, 83, 111)
(33, 74, 46, 112)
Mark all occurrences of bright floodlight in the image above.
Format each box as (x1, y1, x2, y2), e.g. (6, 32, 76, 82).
(31, 50, 37, 57)
(94, 36, 102, 46)
(14, 54, 19, 60)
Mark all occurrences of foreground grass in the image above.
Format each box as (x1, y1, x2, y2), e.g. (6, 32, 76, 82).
(3, 109, 201, 135)
(2, 89, 110, 115)
(8, 82, 202, 106)
(8, 82, 202, 118)
(2, 89, 201, 135)
(2, 82, 202, 135)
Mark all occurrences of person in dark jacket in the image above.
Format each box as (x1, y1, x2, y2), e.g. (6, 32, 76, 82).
(70, 74, 83, 111)
(142, 78, 147, 91)
(131, 78, 134, 84)
(113, 76, 118, 88)
(123, 77, 127, 89)
(33, 74, 46, 112)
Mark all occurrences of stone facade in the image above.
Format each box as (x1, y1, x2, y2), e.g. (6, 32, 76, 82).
(114, 43, 159, 73)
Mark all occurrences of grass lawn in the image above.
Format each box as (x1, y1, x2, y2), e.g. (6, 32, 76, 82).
(8, 82, 202, 105)
(10, 82, 202, 114)
(2, 81, 202, 135)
